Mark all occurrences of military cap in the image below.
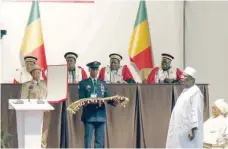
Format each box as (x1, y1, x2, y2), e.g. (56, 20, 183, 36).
(64, 52, 78, 60)
(161, 53, 174, 61)
(24, 56, 38, 63)
(86, 61, 101, 68)
(109, 53, 123, 61)
(29, 64, 41, 73)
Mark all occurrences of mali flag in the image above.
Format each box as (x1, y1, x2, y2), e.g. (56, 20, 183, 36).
(128, 0, 153, 71)
(20, 1, 47, 79)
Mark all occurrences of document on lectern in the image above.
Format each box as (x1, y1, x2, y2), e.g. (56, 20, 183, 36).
(46, 65, 68, 103)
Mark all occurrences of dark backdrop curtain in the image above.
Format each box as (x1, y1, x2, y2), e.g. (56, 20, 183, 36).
(138, 85, 173, 148)
(1, 84, 209, 148)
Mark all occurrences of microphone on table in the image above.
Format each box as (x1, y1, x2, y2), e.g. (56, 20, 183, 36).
(15, 82, 24, 104)
(36, 83, 45, 104)
(28, 85, 34, 102)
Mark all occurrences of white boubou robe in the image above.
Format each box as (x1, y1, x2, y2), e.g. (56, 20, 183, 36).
(166, 85, 204, 148)
(203, 115, 228, 147)
(225, 117, 228, 148)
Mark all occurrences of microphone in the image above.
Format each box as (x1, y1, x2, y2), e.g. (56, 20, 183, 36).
(36, 83, 45, 104)
(37, 83, 40, 100)
(28, 85, 34, 102)
(20, 71, 23, 83)
(15, 83, 24, 104)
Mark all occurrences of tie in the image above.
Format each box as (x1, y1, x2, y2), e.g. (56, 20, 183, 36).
(92, 79, 97, 94)
(71, 70, 75, 80)
(93, 79, 97, 86)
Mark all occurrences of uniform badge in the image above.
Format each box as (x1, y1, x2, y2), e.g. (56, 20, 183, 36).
(101, 84, 105, 95)
(86, 85, 91, 90)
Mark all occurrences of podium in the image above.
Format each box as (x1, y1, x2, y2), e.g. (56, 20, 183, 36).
(8, 99, 54, 148)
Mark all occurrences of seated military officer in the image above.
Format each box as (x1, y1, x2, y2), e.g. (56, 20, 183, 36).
(78, 61, 120, 148)
(20, 64, 50, 148)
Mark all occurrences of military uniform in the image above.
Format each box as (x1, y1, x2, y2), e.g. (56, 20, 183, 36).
(20, 80, 47, 99)
(20, 65, 50, 148)
(79, 61, 115, 148)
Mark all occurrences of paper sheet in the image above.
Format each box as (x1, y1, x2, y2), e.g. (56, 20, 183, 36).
(46, 65, 68, 103)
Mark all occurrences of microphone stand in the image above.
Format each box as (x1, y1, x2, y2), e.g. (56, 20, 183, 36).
(15, 71, 24, 104)
(28, 85, 33, 103)
(37, 83, 45, 104)
(15, 85, 24, 104)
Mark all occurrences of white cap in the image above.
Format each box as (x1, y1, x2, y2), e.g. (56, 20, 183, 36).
(214, 99, 227, 114)
(183, 66, 196, 78)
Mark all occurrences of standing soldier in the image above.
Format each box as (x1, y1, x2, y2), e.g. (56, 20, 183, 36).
(79, 61, 120, 148)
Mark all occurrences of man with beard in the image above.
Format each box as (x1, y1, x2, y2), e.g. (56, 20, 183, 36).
(166, 66, 204, 148)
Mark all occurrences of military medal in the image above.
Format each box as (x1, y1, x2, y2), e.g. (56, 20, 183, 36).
(86, 85, 91, 90)
(101, 84, 105, 95)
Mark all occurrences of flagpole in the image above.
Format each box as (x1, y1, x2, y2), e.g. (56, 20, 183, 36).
(183, 0, 186, 69)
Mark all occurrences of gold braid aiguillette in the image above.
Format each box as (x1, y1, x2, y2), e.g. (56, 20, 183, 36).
(67, 95, 129, 114)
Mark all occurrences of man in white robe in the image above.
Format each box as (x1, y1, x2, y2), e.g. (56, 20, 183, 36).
(166, 66, 204, 148)
(203, 99, 228, 148)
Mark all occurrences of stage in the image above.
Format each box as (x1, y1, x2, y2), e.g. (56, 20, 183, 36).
(1, 84, 209, 148)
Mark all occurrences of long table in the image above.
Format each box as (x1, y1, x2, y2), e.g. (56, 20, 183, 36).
(1, 84, 209, 148)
